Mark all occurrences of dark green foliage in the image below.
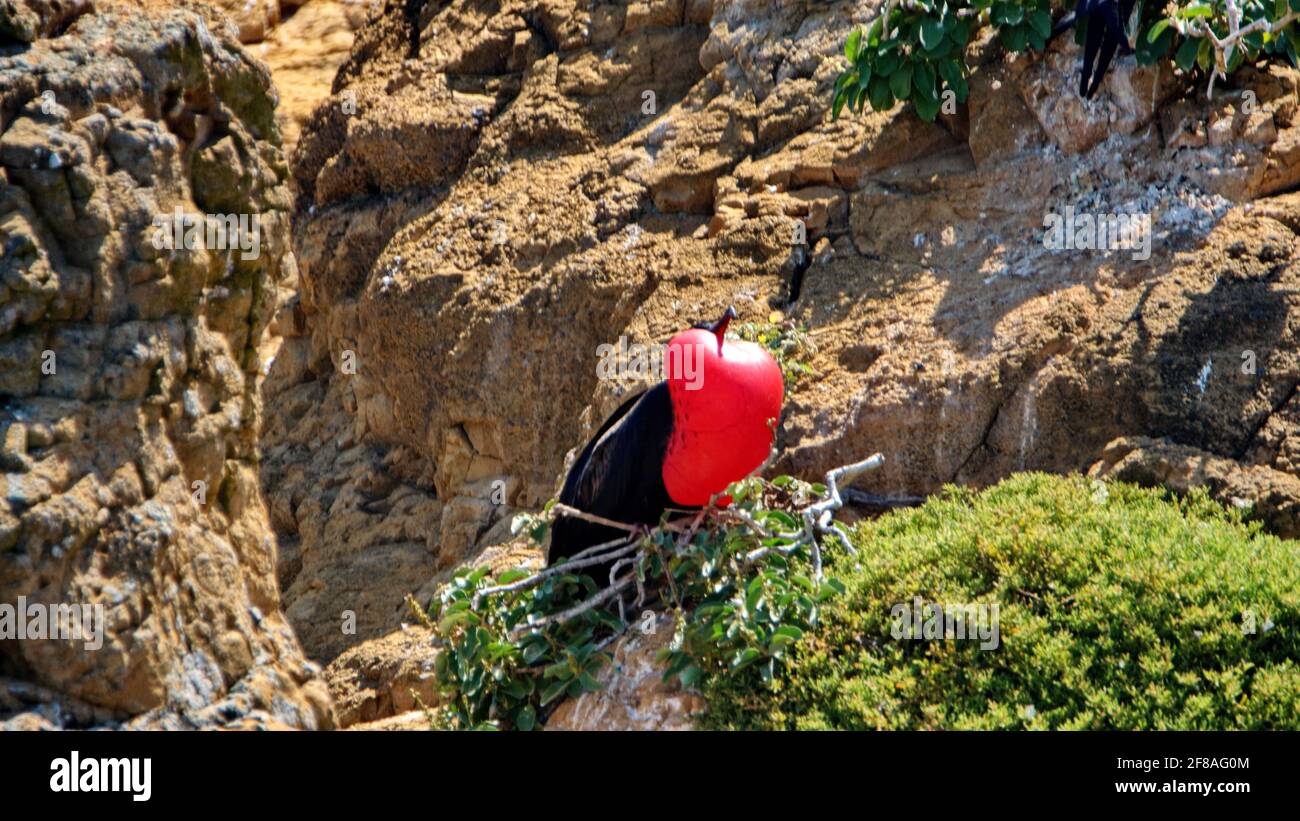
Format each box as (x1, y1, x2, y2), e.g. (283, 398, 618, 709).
(834, 1, 1300, 123)
(426, 476, 848, 729)
(703, 474, 1300, 729)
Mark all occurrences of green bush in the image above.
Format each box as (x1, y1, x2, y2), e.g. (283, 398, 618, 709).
(703, 473, 1300, 729)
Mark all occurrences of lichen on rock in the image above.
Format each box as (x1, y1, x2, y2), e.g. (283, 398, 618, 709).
(0, 0, 331, 729)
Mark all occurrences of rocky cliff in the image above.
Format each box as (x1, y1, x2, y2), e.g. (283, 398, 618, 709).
(265, 0, 1300, 727)
(0, 0, 331, 728)
(6, 0, 1300, 730)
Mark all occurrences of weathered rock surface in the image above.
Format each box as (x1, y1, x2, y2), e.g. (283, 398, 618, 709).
(212, 0, 284, 44)
(546, 613, 704, 731)
(0, 0, 332, 728)
(255, 0, 1300, 727)
(319, 532, 538, 726)
(1090, 436, 1300, 538)
(0, 0, 92, 42)
(324, 622, 439, 726)
(255, 0, 368, 154)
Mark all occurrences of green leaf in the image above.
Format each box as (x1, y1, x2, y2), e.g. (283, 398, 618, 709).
(920, 18, 945, 51)
(765, 510, 799, 530)
(1137, 23, 1174, 64)
(539, 679, 568, 706)
(1147, 18, 1171, 44)
(522, 640, 547, 665)
(1175, 37, 1200, 71)
(1227, 45, 1245, 73)
(868, 75, 896, 111)
(774, 624, 805, 642)
(542, 660, 571, 679)
(857, 63, 873, 95)
(914, 87, 941, 121)
(678, 665, 703, 688)
(746, 576, 765, 612)
(1181, 4, 1215, 17)
(1000, 24, 1028, 53)
(949, 18, 970, 44)
(515, 705, 537, 731)
(845, 28, 862, 61)
(438, 610, 481, 633)
(529, 520, 549, 542)
(496, 568, 530, 584)
(994, 2, 1024, 25)
(854, 84, 871, 113)
(1029, 9, 1052, 39)
(938, 58, 964, 89)
(915, 61, 937, 101)
(890, 61, 914, 99)
(1196, 37, 1212, 72)
(509, 513, 533, 537)
(876, 50, 901, 77)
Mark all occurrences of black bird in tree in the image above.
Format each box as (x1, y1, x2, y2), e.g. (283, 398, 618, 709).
(549, 307, 784, 580)
(1053, 0, 1139, 98)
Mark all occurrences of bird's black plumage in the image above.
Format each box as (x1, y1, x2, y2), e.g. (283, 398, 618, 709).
(548, 383, 685, 577)
(1052, 0, 1138, 98)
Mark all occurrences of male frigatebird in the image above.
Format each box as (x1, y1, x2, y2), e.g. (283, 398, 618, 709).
(1053, 0, 1138, 98)
(548, 307, 784, 577)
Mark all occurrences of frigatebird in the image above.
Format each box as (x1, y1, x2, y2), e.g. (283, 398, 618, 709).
(548, 307, 784, 578)
(1053, 0, 1139, 98)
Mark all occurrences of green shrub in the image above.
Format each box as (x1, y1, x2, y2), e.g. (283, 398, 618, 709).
(703, 473, 1300, 729)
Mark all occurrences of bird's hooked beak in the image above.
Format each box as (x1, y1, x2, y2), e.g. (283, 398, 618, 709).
(699, 306, 736, 353)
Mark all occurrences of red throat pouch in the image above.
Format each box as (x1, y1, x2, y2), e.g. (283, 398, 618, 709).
(660, 327, 783, 506)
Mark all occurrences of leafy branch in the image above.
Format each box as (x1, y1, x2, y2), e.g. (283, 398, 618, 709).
(1150, 0, 1300, 96)
(423, 453, 885, 729)
(834, 0, 1300, 122)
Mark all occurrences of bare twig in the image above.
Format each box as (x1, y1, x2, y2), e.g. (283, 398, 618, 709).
(744, 454, 886, 578)
(508, 574, 636, 638)
(484, 452, 887, 643)
(1178, 4, 1300, 98)
(551, 503, 643, 533)
(473, 537, 636, 605)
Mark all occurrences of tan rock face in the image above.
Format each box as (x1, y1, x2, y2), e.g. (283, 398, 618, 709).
(546, 613, 704, 731)
(0, 0, 332, 728)
(323, 624, 440, 727)
(270, 0, 1300, 726)
(255, 0, 369, 155)
(212, 0, 283, 44)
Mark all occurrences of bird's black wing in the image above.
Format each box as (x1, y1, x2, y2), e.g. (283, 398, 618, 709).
(549, 383, 677, 569)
